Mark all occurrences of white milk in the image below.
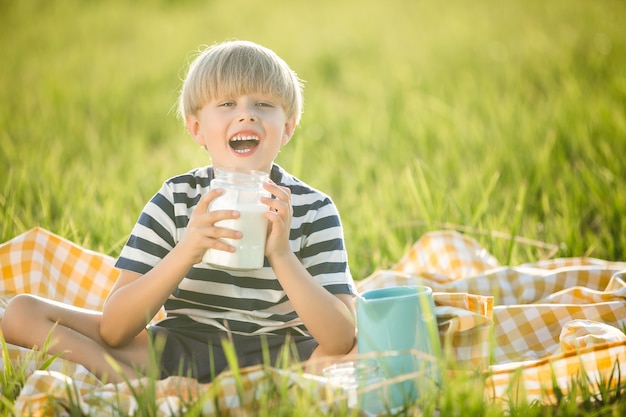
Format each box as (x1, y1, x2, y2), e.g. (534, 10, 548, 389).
(202, 204, 268, 270)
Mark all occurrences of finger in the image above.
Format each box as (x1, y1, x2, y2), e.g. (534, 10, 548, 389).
(193, 188, 223, 216)
(201, 219, 243, 253)
(205, 228, 241, 252)
(261, 195, 286, 214)
(263, 181, 291, 201)
(208, 240, 237, 254)
(207, 214, 243, 238)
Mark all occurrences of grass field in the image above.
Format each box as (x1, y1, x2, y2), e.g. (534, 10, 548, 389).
(1, 0, 626, 415)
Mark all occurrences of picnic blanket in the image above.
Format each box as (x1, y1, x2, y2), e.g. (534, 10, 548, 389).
(1, 227, 626, 415)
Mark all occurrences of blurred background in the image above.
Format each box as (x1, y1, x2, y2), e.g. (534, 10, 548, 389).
(1, 0, 625, 279)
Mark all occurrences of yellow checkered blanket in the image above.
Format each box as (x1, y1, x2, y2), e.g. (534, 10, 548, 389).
(1, 227, 626, 415)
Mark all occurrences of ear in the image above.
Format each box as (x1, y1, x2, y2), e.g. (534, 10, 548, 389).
(281, 117, 297, 146)
(185, 114, 205, 146)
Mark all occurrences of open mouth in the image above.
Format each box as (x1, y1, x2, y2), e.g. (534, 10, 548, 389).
(229, 135, 259, 154)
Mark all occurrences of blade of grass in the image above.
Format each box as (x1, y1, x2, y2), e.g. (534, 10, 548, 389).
(406, 160, 436, 230)
(470, 171, 501, 227)
(505, 183, 528, 265)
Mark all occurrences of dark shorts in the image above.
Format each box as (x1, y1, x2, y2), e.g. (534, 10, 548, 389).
(148, 319, 318, 383)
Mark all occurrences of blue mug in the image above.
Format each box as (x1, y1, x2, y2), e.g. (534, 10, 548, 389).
(356, 286, 441, 410)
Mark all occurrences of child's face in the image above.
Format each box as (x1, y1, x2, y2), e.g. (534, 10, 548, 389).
(186, 93, 296, 173)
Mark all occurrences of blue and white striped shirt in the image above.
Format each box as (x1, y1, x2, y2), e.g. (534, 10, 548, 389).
(115, 164, 356, 336)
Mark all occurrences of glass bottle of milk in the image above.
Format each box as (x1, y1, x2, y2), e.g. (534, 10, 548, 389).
(202, 168, 270, 270)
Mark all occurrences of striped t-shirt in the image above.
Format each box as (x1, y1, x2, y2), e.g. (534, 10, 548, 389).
(115, 164, 356, 337)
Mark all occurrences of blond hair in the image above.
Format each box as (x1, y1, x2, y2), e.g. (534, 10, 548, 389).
(178, 40, 304, 125)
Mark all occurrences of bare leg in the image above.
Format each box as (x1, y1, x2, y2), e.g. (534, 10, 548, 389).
(1, 294, 153, 383)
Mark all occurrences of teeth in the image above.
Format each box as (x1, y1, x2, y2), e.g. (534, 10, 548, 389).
(230, 135, 259, 154)
(230, 135, 259, 142)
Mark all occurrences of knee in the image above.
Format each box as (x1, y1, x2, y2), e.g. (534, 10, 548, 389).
(1, 294, 40, 343)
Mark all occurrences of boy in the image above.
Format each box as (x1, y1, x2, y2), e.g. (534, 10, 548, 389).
(1, 40, 357, 383)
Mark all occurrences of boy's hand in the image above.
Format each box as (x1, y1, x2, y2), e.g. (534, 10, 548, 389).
(261, 180, 293, 260)
(175, 188, 242, 265)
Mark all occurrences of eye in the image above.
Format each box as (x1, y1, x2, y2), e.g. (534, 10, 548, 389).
(218, 101, 236, 107)
(256, 102, 274, 108)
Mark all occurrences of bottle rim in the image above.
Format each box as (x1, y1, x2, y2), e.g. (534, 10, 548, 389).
(214, 168, 269, 184)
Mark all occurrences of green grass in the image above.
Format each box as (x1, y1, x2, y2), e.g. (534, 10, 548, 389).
(4, 345, 626, 416)
(1, 0, 626, 415)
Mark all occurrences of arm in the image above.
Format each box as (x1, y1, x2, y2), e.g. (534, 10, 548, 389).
(100, 188, 242, 347)
(262, 182, 356, 356)
(269, 250, 356, 355)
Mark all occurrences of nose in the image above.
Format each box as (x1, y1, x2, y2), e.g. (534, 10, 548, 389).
(239, 105, 257, 122)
